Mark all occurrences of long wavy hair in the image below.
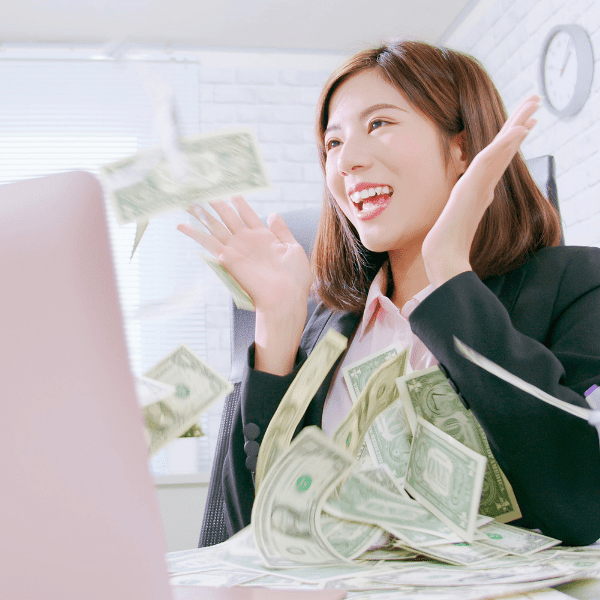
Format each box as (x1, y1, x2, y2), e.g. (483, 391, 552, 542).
(311, 40, 562, 314)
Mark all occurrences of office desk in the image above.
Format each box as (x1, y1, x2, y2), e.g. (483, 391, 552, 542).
(166, 529, 600, 600)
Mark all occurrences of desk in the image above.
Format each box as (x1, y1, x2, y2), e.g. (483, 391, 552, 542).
(166, 529, 600, 600)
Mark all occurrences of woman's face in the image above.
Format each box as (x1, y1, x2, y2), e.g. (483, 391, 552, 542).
(324, 69, 466, 255)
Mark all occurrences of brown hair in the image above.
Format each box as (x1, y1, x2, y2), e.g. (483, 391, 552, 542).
(311, 40, 562, 314)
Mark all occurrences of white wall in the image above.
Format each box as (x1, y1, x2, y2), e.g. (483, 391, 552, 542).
(446, 0, 600, 248)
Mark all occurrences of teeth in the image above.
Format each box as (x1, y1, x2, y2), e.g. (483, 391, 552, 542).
(349, 186, 393, 204)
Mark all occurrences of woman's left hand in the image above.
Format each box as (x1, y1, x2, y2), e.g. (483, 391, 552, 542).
(421, 95, 540, 287)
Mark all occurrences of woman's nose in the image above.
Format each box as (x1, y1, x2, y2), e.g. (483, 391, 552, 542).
(337, 135, 371, 176)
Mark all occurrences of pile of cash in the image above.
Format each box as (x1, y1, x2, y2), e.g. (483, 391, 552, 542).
(167, 525, 600, 598)
(176, 329, 600, 598)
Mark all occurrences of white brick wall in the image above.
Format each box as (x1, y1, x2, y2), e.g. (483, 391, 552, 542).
(195, 52, 346, 377)
(446, 0, 600, 248)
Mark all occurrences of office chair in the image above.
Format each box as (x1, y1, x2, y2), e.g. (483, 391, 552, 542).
(199, 155, 563, 547)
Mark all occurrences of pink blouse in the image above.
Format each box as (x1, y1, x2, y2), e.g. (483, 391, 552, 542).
(321, 265, 439, 437)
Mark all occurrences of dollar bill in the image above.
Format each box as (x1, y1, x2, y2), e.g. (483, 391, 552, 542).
(397, 366, 521, 523)
(100, 128, 271, 224)
(143, 344, 233, 455)
(477, 521, 560, 555)
(325, 471, 459, 544)
(134, 374, 176, 407)
(404, 416, 487, 543)
(333, 349, 409, 459)
(343, 343, 407, 402)
(454, 338, 600, 446)
(130, 219, 149, 259)
(343, 344, 413, 482)
(200, 254, 254, 311)
(254, 328, 348, 489)
(252, 426, 357, 566)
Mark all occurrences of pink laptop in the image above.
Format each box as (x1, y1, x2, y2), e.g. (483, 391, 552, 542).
(0, 172, 172, 600)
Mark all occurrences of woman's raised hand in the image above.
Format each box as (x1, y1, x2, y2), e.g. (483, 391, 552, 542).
(178, 196, 312, 312)
(422, 95, 540, 287)
(177, 196, 312, 375)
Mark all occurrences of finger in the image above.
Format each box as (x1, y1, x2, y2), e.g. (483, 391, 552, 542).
(189, 204, 232, 244)
(501, 96, 540, 133)
(267, 212, 297, 245)
(231, 195, 264, 229)
(210, 199, 247, 234)
(177, 223, 224, 258)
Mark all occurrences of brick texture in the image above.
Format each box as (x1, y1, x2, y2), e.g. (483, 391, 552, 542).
(447, 0, 600, 248)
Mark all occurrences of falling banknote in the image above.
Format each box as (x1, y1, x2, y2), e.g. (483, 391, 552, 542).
(100, 127, 271, 224)
(143, 344, 232, 455)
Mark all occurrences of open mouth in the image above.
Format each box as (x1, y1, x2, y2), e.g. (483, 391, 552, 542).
(348, 185, 393, 218)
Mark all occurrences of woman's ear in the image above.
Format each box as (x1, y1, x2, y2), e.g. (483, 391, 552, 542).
(450, 131, 468, 177)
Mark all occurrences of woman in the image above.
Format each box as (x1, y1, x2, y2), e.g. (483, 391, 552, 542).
(178, 41, 600, 546)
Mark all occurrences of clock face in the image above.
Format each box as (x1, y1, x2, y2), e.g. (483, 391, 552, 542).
(543, 31, 578, 112)
(539, 24, 594, 119)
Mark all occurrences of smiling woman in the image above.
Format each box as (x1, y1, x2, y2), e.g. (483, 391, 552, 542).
(179, 39, 600, 547)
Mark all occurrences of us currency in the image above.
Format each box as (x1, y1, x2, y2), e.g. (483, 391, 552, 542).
(404, 416, 488, 542)
(252, 426, 358, 566)
(333, 350, 409, 459)
(454, 337, 600, 437)
(134, 374, 176, 407)
(143, 344, 232, 455)
(343, 344, 413, 481)
(254, 328, 348, 489)
(200, 253, 254, 311)
(397, 365, 521, 523)
(100, 127, 271, 224)
(130, 219, 149, 259)
(324, 470, 461, 545)
(477, 521, 560, 555)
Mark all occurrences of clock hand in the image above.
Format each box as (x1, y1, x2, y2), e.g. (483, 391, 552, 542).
(560, 39, 572, 76)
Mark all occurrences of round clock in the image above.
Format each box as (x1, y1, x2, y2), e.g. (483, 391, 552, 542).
(539, 24, 594, 119)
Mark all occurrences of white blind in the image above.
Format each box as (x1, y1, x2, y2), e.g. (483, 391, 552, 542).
(0, 55, 220, 472)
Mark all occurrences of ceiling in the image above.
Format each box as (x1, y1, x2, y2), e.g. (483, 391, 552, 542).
(1, 0, 476, 54)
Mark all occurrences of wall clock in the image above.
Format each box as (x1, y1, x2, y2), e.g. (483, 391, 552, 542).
(539, 24, 594, 119)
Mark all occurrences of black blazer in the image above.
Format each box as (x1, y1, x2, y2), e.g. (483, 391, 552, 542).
(223, 245, 600, 546)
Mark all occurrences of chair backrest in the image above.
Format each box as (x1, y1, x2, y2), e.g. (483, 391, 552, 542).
(198, 155, 562, 547)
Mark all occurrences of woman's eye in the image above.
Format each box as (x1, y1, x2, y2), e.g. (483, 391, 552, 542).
(370, 119, 388, 131)
(325, 139, 340, 152)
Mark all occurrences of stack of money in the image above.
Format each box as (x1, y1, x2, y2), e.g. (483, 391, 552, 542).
(167, 523, 600, 598)
(164, 335, 600, 596)
(249, 332, 599, 570)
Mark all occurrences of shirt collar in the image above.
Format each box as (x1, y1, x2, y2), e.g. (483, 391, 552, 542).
(358, 263, 435, 340)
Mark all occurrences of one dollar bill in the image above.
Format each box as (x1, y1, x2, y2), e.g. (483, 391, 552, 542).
(397, 365, 521, 523)
(143, 344, 232, 455)
(200, 254, 254, 311)
(404, 416, 487, 543)
(100, 127, 271, 224)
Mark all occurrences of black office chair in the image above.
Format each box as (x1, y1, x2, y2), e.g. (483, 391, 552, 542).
(198, 155, 563, 548)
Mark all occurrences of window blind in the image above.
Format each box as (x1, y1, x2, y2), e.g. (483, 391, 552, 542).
(0, 55, 220, 473)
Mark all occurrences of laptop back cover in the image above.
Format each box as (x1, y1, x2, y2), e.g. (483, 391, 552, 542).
(0, 171, 172, 600)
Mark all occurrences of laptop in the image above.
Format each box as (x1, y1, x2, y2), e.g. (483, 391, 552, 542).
(0, 171, 347, 600)
(0, 171, 173, 600)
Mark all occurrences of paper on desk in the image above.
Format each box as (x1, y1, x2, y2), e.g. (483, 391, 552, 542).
(453, 337, 600, 445)
(171, 587, 347, 600)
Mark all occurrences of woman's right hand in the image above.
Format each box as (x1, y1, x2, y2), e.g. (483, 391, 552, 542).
(177, 196, 312, 375)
